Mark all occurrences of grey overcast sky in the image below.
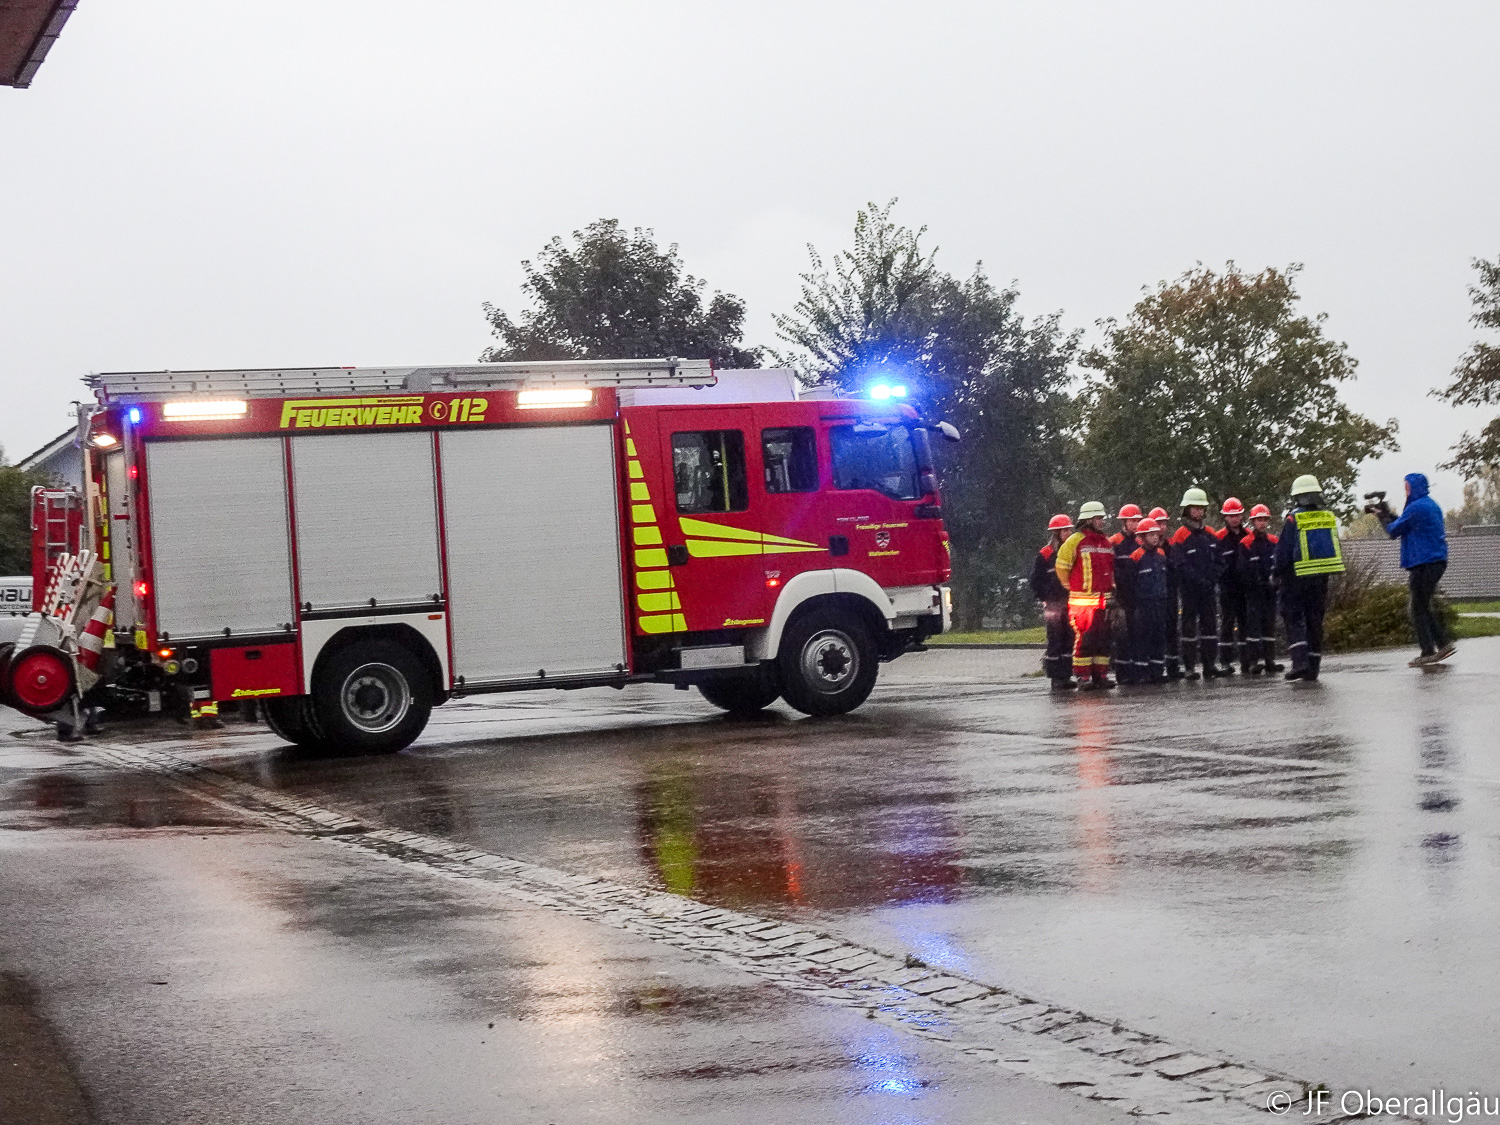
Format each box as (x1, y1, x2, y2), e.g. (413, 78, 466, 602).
(2, 0, 1497, 504)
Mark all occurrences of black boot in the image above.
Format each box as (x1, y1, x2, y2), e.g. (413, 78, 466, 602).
(1051, 678, 1077, 692)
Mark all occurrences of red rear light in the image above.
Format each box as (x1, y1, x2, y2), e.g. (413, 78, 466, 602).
(129, 465, 138, 479)
(134, 581, 148, 598)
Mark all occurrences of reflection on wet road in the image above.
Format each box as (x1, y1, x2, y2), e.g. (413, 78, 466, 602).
(6, 640, 1500, 1115)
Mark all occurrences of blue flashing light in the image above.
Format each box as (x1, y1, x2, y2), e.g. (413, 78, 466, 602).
(869, 384, 908, 401)
(128, 408, 141, 424)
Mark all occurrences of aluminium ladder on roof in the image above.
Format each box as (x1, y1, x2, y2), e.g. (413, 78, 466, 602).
(87, 358, 716, 403)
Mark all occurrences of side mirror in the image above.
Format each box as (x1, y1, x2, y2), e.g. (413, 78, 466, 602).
(934, 421, 961, 443)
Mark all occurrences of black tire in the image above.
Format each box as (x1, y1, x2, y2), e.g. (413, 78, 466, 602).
(0, 643, 14, 708)
(776, 607, 879, 716)
(309, 640, 432, 754)
(263, 696, 322, 749)
(698, 665, 782, 715)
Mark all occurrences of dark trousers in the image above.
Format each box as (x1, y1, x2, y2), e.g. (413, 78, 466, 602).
(1244, 588, 1278, 668)
(1408, 560, 1449, 655)
(1179, 585, 1219, 670)
(1218, 585, 1249, 670)
(1135, 598, 1170, 681)
(1164, 586, 1182, 674)
(1281, 576, 1329, 676)
(1112, 605, 1139, 682)
(1042, 600, 1075, 681)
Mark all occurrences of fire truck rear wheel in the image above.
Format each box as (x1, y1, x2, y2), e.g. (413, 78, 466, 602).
(263, 697, 321, 749)
(777, 608, 878, 717)
(697, 666, 781, 714)
(311, 640, 432, 755)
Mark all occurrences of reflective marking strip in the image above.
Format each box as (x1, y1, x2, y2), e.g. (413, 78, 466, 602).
(630, 482, 651, 502)
(635, 570, 674, 591)
(638, 612, 688, 634)
(625, 438, 637, 456)
(633, 526, 663, 546)
(631, 503, 656, 524)
(628, 461, 644, 479)
(637, 591, 681, 612)
(635, 548, 669, 568)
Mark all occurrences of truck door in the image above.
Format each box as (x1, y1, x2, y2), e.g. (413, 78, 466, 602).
(751, 418, 833, 593)
(818, 417, 924, 587)
(658, 409, 772, 632)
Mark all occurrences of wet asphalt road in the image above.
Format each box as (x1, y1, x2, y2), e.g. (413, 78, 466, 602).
(3, 639, 1499, 1122)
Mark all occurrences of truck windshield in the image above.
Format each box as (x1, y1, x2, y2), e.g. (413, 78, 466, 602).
(830, 424, 919, 500)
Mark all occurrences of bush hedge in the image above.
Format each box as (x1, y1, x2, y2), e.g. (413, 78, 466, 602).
(1323, 582, 1458, 654)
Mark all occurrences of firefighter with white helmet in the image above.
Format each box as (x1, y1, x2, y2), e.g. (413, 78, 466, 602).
(1031, 514, 1077, 689)
(1273, 474, 1344, 681)
(1054, 501, 1116, 690)
(1214, 496, 1251, 673)
(1169, 486, 1225, 678)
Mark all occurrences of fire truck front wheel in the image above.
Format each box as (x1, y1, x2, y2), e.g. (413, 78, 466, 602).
(777, 608, 879, 717)
(311, 640, 432, 754)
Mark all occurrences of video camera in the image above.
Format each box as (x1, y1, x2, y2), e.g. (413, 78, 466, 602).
(1363, 490, 1394, 522)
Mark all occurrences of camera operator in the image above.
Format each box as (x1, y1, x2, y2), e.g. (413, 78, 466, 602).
(1372, 473, 1454, 667)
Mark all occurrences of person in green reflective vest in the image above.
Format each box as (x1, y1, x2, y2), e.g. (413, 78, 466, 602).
(1272, 474, 1345, 681)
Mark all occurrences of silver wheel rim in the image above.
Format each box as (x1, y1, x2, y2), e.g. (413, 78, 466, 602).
(340, 662, 410, 733)
(800, 628, 859, 695)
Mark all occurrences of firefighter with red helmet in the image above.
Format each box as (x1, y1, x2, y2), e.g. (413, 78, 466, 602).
(1109, 503, 1145, 683)
(1124, 517, 1172, 683)
(1214, 497, 1251, 673)
(1169, 487, 1224, 678)
(1147, 506, 1184, 679)
(1031, 514, 1077, 690)
(1239, 503, 1284, 674)
(1055, 501, 1116, 690)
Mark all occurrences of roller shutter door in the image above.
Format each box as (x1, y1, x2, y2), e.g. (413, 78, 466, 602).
(290, 432, 442, 611)
(145, 438, 293, 640)
(440, 425, 625, 685)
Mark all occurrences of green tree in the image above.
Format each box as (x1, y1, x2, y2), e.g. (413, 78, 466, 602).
(1434, 255, 1500, 478)
(774, 202, 1080, 630)
(481, 219, 760, 366)
(1443, 464, 1500, 533)
(1079, 263, 1397, 516)
(0, 448, 50, 575)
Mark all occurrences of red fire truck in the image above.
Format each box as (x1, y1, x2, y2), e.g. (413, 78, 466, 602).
(10, 359, 952, 751)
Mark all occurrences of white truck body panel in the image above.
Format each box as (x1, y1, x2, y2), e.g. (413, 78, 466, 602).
(289, 431, 442, 612)
(438, 425, 626, 687)
(145, 437, 294, 641)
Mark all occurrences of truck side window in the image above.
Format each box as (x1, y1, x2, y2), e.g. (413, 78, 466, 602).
(672, 430, 748, 513)
(761, 427, 818, 493)
(830, 424, 919, 500)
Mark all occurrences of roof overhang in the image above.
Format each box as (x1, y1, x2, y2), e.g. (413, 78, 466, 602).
(1, 0, 79, 88)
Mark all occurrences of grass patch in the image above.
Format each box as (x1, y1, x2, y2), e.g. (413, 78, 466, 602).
(1453, 599, 1500, 614)
(1454, 615, 1500, 639)
(931, 627, 1045, 645)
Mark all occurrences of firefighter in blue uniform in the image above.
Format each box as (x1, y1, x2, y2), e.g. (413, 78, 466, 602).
(1109, 503, 1145, 683)
(1273, 474, 1345, 681)
(1168, 487, 1224, 679)
(1214, 497, 1250, 674)
(1123, 517, 1172, 683)
(1031, 514, 1076, 691)
(1238, 503, 1284, 675)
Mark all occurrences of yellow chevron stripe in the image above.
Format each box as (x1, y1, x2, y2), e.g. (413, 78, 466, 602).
(635, 570, 674, 590)
(633, 525, 663, 546)
(637, 591, 682, 612)
(631, 503, 656, 524)
(678, 517, 817, 549)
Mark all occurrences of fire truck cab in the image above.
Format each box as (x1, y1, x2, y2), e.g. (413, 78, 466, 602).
(62, 359, 952, 752)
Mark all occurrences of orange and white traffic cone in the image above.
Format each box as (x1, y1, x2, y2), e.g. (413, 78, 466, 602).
(77, 586, 115, 674)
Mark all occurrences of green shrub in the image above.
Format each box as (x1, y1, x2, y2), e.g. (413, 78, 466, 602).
(1323, 582, 1459, 653)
